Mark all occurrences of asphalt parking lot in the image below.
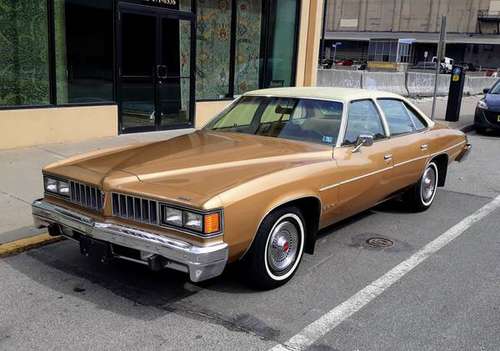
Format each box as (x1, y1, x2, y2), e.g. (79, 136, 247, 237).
(1, 130, 499, 351)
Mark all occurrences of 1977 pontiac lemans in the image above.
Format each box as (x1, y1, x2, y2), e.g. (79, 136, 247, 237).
(32, 87, 471, 289)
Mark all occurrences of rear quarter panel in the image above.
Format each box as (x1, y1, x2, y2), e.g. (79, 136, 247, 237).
(427, 123, 468, 163)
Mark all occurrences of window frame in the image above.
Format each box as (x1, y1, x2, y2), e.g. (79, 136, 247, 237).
(341, 98, 389, 146)
(375, 98, 429, 138)
(1, 0, 302, 110)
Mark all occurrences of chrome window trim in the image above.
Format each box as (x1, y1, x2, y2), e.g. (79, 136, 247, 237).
(339, 98, 389, 146)
(372, 98, 391, 137)
(375, 98, 430, 137)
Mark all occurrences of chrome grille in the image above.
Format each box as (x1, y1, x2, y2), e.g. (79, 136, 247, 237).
(111, 193, 158, 225)
(69, 180, 104, 211)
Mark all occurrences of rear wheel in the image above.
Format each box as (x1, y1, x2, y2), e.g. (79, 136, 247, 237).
(403, 162, 439, 212)
(242, 206, 305, 290)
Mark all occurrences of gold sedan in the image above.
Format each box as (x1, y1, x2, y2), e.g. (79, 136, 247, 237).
(32, 87, 471, 289)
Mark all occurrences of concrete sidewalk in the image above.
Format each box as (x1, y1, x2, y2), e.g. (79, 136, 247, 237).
(410, 95, 479, 132)
(0, 128, 193, 245)
(0, 95, 479, 246)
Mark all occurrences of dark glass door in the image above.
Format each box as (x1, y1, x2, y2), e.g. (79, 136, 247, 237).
(158, 17, 192, 128)
(118, 4, 194, 133)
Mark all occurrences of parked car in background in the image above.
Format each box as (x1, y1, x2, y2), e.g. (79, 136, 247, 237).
(432, 56, 454, 72)
(410, 61, 447, 74)
(475, 80, 500, 132)
(32, 87, 470, 290)
(335, 59, 353, 66)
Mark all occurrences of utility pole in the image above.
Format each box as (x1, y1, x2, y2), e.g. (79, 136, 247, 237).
(431, 16, 447, 120)
(320, 0, 328, 65)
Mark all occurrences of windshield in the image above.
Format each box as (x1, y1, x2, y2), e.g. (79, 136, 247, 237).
(205, 96, 343, 145)
(489, 82, 500, 94)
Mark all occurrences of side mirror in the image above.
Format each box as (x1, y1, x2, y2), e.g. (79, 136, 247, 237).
(352, 134, 374, 153)
(483, 88, 490, 94)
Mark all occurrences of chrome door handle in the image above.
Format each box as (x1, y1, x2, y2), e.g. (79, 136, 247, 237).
(384, 154, 393, 161)
(420, 144, 428, 151)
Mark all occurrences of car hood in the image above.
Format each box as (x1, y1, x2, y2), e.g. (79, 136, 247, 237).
(44, 131, 331, 207)
(485, 94, 500, 110)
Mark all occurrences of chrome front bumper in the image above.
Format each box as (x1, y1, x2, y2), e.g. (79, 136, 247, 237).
(32, 199, 228, 282)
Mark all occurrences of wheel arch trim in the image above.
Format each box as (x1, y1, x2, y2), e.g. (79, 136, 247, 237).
(238, 194, 322, 260)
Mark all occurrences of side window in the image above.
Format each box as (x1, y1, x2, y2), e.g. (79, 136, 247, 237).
(344, 100, 386, 145)
(405, 104, 427, 131)
(377, 99, 415, 135)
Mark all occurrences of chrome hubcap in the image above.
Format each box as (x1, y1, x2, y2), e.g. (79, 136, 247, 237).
(267, 220, 299, 273)
(421, 166, 437, 203)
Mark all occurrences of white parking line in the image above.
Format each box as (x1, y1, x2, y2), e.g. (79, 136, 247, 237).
(270, 194, 500, 351)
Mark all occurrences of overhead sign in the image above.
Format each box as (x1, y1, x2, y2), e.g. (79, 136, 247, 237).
(398, 38, 416, 44)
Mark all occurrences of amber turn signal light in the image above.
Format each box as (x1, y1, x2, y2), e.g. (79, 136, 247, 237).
(204, 213, 221, 234)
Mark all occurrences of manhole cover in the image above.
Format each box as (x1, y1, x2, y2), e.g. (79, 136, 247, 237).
(365, 237, 394, 248)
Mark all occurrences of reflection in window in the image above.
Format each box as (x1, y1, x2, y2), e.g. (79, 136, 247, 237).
(207, 96, 344, 145)
(211, 96, 261, 129)
(54, 0, 113, 104)
(265, 0, 299, 88)
(234, 0, 262, 95)
(377, 99, 415, 135)
(0, 1, 49, 106)
(344, 100, 385, 144)
(196, 0, 232, 99)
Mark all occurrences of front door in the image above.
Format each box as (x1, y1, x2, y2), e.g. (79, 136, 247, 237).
(327, 99, 394, 223)
(118, 4, 194, 133)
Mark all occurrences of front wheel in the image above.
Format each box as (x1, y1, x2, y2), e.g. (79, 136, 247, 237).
(242, 206, 305, 290)
(403, 161, 439, 212)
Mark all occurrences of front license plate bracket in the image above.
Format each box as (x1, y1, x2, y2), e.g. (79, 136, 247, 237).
(79, 236, 113, 264)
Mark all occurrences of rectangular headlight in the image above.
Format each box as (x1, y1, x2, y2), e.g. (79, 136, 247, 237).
(183, 211, 203, 232)
(164, 207, 183, 226)
(159, 204, 222, 235)
(44, 176, 70, 197)
(58, 180, 70, 196)
(45, 177, 58, 193)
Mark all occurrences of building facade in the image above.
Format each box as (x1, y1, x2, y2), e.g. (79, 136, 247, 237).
(323, 0, 500, 68)
(0, 0, 324, 149)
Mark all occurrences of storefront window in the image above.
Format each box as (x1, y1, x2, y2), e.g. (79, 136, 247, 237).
(264, 0, 298, 88)
(0, 1, 49, 106)
(54, 0, 113, 104)
(196, 0, 232, 100)
(234, 0, 262, 95)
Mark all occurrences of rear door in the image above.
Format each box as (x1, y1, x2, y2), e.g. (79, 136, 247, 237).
(376, 98, 430, 192)
(330, 99, 393, 223)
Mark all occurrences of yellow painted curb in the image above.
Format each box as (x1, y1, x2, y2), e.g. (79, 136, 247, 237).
(0, 233, 64, 258)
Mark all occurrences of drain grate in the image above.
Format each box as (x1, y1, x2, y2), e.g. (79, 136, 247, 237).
(365, 237, 394, 248)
